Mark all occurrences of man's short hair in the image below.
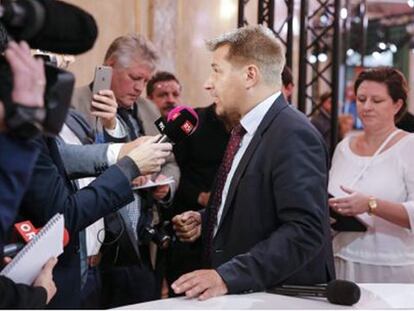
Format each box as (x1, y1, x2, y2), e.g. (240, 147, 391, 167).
(147, 71, 181, 97)
(206, 25, 285, 86)
(281, 66, 293, 88)
(104, 34, 159, 70)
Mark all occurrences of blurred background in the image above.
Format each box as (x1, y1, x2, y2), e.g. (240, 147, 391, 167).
(61, 0, 414, 116)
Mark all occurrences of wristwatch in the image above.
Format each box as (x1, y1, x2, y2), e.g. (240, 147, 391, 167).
(367, 196, 378, 215)
(5, 102, 46, 140)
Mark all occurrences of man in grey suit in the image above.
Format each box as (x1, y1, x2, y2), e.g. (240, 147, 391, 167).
(172, 25, 334, 300)
(71, 34, 180, 307)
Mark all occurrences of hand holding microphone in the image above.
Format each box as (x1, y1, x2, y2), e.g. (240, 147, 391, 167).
(126, 135, 172, 175)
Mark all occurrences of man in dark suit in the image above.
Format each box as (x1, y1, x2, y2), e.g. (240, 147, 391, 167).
(0, 41, 58, 308)
(17, 133, 171, 308)
(171, 25, 334, 300)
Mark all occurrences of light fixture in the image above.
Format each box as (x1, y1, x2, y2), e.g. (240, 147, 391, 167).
(408, 0, 414, 8)
(318, 52, 328, 62)
(389, 44, 397, 53)
(378, 42, 387, 50)
(320, 14, 329, 25)
(340, 8, 348, 20)
(346, 48, 354, 57)
(308, 54, 317, 64)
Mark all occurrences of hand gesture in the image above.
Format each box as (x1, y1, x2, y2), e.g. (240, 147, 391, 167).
(328, 185, 370, 216)
(172, 211, 201, 242)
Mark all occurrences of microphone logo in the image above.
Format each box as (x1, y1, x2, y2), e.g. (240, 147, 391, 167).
(181, 121, 194, 134)
(14, 221, 38, 242)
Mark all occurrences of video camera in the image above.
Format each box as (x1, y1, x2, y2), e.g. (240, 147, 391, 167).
(0, 0, 98, 139)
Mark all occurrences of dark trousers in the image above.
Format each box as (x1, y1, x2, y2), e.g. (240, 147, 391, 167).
(80, 267, 102, 309)
(100, 263, 159, 309)
(165, 239, 203, 297)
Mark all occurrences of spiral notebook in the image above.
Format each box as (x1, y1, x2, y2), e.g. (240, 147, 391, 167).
(0, 213, 64, 285)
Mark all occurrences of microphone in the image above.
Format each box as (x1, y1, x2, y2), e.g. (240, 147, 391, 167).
(14, 220, 70, 246)
(268, 280, 361, 306)
(0, 0, 98, 54)
(3, 220, 70, 258)
(3, 242, 24, 257)
(154, 106, 199, 144)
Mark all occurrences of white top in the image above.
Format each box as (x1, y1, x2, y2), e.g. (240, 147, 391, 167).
(328, 134, 414, 265)
(214, 91, 280, 235)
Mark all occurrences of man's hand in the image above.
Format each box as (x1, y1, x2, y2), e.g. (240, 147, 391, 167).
(90, 90, 118, 130)
(118, 136, 152, 160)
(197, 192, 211, 207)
(33, 257, 58, 304)
(151, 174, 171, 200)
(6, 41, 45, 108)
(172, 211, 201, 242)
(131, 175, 150, 187)
(171, 269, 228, 300)
(127, 135, 172, 175)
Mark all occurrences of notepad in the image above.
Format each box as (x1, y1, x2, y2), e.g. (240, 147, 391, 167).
(132, 177, 175, 190)
(1, 213, 64, 285)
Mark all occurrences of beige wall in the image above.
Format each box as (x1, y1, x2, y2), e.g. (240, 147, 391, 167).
(63, 0, 145, 87)
(63, 0, 239, 108)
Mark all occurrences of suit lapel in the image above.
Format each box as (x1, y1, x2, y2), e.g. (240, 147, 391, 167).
(215, 95, 289, 235)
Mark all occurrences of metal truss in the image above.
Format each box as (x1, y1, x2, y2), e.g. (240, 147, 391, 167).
(297, 0, 342, 154)
(238, 0, 294, 68)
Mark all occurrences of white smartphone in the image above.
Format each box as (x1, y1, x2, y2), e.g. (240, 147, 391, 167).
(92, 65, 112, 95)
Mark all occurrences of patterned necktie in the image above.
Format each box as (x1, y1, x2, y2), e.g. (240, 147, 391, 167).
(204, 123, 246, 263)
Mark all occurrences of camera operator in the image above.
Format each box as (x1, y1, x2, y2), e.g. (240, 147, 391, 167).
(0, 41, 57, 308)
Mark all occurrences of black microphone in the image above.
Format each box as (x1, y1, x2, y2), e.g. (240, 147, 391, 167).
(0, 0, 98, 54)
(268, 280, 361, 306)
(154, 106, 199, 144)
(3, 242, 24, 258)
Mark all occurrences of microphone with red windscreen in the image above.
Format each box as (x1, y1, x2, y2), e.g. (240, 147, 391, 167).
(3, 220, 70, 257)
(154, 106, 199, 144)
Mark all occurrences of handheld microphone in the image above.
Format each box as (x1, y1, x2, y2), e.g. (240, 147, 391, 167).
(268, 280, 361, 306)
(0, 0, 98, 54)
(14, 220, 70, 246)
(154, 106, 199, 144)
(3, 242, 24, 257)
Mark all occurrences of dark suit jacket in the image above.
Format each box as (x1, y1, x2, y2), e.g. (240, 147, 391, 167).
(17, 137, 135, 308)
(206, 95, 334, 293)
(0, 134, 47, 308)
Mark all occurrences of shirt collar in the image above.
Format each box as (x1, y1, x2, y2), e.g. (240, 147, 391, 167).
(241, 91, 281, 136)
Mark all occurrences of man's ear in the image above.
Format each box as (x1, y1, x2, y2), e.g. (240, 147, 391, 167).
(245, 64, 260, 89)
(104, 56, 116, 67)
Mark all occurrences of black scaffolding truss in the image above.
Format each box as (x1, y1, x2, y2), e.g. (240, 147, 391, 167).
(238, 0, 294, 68)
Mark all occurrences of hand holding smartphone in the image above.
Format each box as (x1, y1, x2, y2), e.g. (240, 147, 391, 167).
(91, 66, 118, 130)
(92, 66, 112, 95)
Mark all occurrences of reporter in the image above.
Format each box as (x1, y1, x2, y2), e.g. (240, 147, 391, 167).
(0, 41, 59, 308)
(17, 134, 171, 308)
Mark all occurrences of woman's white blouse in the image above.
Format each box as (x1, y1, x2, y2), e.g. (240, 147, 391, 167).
(328, 134, 414, 265)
